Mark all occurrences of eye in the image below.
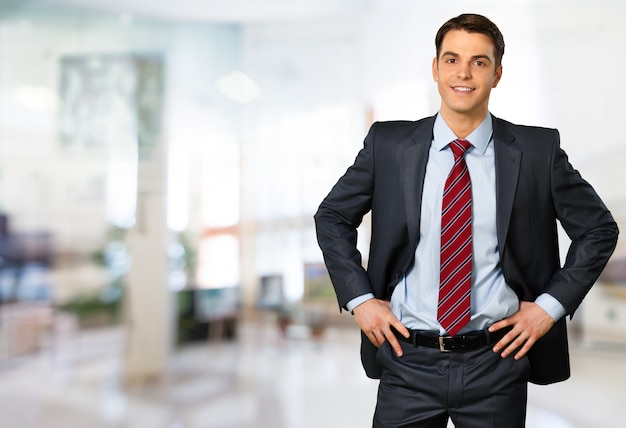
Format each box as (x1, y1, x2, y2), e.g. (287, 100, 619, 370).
(474, 60, 485, 66)
(445, 58, 456, 64)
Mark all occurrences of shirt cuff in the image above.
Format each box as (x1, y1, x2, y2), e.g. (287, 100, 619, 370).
(346, 293, 375, 313)
(535, 293, 567, 321)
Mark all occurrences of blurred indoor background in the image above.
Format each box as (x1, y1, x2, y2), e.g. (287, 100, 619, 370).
(0, 0, 625, 427)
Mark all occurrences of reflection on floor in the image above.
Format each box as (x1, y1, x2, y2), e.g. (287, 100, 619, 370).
(0, 316, 624, 428)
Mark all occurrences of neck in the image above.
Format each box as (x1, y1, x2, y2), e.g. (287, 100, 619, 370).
(439, 109, 488, 139)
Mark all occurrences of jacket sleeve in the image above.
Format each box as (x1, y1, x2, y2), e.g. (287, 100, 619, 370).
(545, 130, 619, 315)
(314, 123, 378, 309)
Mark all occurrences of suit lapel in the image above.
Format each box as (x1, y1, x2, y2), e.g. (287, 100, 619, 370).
(401, 116, 436, 249)
(493, 117, 522, 254)
(399, 115, 520, 255)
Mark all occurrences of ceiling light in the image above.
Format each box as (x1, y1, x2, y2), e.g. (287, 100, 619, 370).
(13, 85, 61, 112)
(216, 71, 261, 103)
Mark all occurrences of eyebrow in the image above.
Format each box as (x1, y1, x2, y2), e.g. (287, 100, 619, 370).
(440, 51, 493, 63)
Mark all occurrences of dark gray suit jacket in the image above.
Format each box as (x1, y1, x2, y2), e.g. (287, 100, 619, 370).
(314, 115, 619, 385)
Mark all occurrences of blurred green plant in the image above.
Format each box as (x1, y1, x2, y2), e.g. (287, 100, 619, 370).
(58, 225, 128, 328)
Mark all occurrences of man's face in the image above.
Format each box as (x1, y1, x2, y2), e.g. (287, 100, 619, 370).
(432, 29, 502, 122)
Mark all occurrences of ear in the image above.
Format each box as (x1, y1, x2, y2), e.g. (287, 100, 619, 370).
(432, 57, 439, 82)
(492, 64, 503, 88)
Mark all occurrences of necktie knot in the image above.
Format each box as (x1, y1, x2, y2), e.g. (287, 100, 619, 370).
(450, 139, 471, 158)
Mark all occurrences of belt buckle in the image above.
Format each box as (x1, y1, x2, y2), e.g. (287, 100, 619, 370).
(438, 336, 452, 352)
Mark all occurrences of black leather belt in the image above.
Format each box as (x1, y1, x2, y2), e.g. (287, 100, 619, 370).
(394, 326, 512, 352)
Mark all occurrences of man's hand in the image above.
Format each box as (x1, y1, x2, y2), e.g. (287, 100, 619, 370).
(489, 301, 555, 360)
(353, 298, 409, 357)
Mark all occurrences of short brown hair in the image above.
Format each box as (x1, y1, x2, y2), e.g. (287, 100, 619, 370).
(435, 14, 505, 67)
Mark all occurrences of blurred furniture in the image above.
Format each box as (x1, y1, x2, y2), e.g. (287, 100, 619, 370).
(257, 274, 284, 310)
(0, 302, 53, 360)
(175, 287, 239, 345)
(0, 213, 53, 303)
(581, 258, 626, 345)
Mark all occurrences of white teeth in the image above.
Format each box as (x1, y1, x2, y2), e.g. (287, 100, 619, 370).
(454, 87, 473, 92)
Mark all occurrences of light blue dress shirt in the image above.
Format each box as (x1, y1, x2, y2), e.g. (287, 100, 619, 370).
(347, 113, 566, 333)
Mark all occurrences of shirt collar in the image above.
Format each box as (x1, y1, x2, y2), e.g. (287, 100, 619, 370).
(433, 112, 493, 155)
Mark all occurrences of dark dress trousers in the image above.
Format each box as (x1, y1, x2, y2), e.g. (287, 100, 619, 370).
(314, 114, 619, 385)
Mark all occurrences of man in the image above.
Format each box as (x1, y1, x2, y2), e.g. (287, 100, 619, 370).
(314, 13, 619, 428)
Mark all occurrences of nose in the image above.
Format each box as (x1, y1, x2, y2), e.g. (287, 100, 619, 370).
(457, 63, 471, 79)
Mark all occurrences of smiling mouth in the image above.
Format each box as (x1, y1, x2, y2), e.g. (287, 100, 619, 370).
(452, 86, 474, 92)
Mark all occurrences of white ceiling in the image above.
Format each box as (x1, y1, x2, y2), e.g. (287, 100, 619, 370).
(26, 0, 374, 23)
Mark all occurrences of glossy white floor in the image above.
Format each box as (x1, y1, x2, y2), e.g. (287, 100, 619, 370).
(0, 315, 624, 428)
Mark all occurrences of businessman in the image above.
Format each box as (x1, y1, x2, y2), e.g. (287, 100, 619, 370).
(314, 13, 619, 428)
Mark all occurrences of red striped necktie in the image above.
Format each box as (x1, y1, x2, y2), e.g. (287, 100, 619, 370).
(438, 139, 473, 337)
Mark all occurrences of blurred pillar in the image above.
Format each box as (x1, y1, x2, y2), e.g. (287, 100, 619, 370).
(124, 150, 172, 382)
(123, 58, 172, 383)
(239, 219, 258, 309)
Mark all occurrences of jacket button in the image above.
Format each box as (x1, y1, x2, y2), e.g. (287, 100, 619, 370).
(394, 272, 403, 279)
